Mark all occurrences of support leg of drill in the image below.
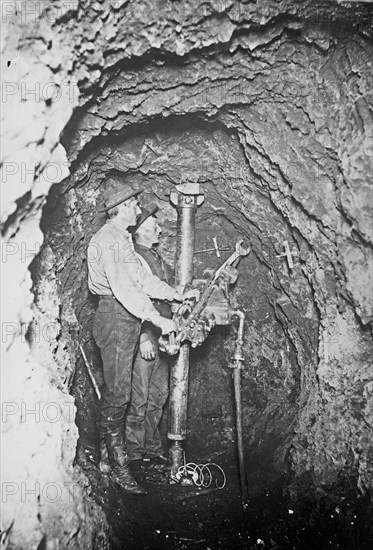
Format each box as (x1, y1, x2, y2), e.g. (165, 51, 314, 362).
(168, 183, 204, 481)
(168, 342, 190, 480)
(169, 441, 184, 480)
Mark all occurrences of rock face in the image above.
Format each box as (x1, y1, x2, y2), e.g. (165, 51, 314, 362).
(1, 0, 372, 548)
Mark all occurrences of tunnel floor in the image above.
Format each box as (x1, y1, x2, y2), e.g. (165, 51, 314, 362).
(76, 428, 372, 550)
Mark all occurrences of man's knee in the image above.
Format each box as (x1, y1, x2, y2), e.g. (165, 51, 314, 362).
(149, 380, 169, 404)
(101, 388, 130, 412)
(127, 399, 147, 419)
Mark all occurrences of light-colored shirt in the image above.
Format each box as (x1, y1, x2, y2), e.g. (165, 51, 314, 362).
(87, 219, 175, 323)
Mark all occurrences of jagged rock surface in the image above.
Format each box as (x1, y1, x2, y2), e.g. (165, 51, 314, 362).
(1, 1, 372, 548)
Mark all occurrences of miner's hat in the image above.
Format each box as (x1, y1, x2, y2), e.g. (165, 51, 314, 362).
(99, 174, 143, 213)
(133, 204, 159, 232)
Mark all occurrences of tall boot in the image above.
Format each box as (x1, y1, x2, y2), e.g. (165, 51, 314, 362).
(104, 427, 146, 495)
(99, 434, 110, 474)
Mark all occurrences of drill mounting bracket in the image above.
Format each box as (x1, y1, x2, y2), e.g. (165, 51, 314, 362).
(170, 183, 205, 207)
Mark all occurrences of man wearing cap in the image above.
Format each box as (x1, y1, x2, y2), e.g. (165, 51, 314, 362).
(125, 204, 173, 465)
(88, 175, 197, 495)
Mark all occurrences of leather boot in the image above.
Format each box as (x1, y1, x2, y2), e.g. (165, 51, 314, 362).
(105, 427, 147, 495)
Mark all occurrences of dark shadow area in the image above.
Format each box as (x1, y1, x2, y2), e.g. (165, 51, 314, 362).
(76, 423, 373, 550)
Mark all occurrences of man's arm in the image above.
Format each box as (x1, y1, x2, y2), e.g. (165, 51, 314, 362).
(139, 264, 178, 301)
(102, 245, 174, 332)
(139, 265, 199, 303)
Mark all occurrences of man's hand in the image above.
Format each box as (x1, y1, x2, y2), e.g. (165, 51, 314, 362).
(140, 340, 156, 361)
(182, 288, 200, 301)
(154, 317, 177, 335)
(173, 288, 200, 302)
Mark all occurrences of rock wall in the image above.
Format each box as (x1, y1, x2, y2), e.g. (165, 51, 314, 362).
(1, 1, 372, 548)
(1, 1, 108, 548)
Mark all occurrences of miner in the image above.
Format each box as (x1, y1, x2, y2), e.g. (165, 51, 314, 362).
(126, 205, 172, 465)
(88, 175, 197, 495)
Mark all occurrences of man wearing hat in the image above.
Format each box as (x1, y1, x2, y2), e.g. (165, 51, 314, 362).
(125, 204, 173, 465)
(88, 175, 197, 495)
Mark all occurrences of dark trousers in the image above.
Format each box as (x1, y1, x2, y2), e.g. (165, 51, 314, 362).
(92, 297, 141, 429)
(126, 330, 169, 460)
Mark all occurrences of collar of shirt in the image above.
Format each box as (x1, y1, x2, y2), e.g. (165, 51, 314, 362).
(136, 244, 160, 258)
(136, 243, 151, 253)
(107, 218, 133, 241)
(151, 248, 161, 260)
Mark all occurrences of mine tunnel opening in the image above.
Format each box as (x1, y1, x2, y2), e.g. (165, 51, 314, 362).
(46, 116, 309, 469)
(26, 111, 353, 549)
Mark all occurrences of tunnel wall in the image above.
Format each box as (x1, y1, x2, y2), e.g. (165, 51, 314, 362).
(1, 1, 109, 548)
(1, 1, 372, 548)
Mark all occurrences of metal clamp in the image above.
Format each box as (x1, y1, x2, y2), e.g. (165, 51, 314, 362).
(170, 183, 205, 208)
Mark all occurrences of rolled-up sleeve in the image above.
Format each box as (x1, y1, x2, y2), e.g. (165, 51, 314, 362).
(138, 265, 176, 301)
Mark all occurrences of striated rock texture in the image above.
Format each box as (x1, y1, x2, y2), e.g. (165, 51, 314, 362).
(1, 0, 372, 548)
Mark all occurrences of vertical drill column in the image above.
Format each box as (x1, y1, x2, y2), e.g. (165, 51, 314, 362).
(168, 183, 204, 477)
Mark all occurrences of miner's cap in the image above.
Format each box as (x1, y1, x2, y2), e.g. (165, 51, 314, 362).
(133, 204, 159, 232)
(99, 178, 143, 213)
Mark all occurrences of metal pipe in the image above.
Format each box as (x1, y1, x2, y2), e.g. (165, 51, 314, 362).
(233, 309, 245, 362)
(169, 344, 191, 443)
(230, 310, 249, 515)
(168, 185, 204, 478)
(175, 201, 196, 286)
